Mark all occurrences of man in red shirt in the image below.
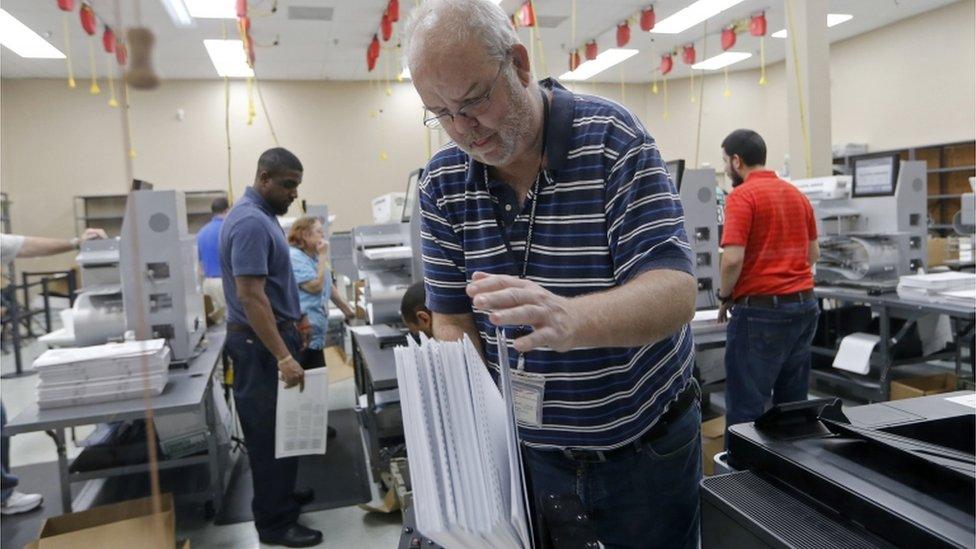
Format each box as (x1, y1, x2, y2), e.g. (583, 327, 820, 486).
(716, 129, 820, 444)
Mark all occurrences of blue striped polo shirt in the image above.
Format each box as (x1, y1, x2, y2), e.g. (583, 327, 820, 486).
(419, 78, 695, 450)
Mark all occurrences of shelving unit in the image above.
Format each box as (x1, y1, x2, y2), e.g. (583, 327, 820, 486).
(73, 189, 227, 237)
(833, 140, 975, 235)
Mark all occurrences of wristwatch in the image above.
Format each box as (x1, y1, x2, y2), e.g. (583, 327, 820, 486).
(715, 289, 732, 304)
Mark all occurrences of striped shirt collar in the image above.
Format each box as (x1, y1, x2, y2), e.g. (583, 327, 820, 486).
(464, 78, 575, 185)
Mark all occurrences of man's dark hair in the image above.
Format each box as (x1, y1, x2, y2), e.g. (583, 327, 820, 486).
(721, 129, 767, 167)
(256, 147, 304, 179)
(211, 197, 229, 214)
(401, 282, 429, 322)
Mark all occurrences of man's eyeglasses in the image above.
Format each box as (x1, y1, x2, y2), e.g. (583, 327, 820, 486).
(423, 59, 508, 129)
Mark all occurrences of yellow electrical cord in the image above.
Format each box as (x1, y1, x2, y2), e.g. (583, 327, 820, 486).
(785, 0, 813, 178)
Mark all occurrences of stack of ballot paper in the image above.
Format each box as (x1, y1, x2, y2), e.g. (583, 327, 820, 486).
(897, 272, 976, 306)
(394, 333, 532, 549)
(32, 339, 170, 410)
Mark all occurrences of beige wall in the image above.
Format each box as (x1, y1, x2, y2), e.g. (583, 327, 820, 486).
(2, 0, 973, 276)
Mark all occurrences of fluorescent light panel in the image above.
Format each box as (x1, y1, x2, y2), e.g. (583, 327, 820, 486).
(160, 0, 194, 27)
(186, 0, 236, 19)
(399, 67, 411, 80)
(203, 39, 254, 78)
(560, 48, 639, 81)
(0, 9, 65, 59)
(651, 0, 746, 34)
(772, 13, 853, 38)
(692, 51, 751, 70)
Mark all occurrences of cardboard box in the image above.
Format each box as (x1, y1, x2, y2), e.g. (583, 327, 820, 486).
(890, 373, 958, 401)
(701, 416, 725, 476)
(26, 494, 175, 549)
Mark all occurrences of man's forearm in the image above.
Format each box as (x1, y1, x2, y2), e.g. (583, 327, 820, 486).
(432, 312, 484, 356)
(570, 269, 696, 348)
(719, 262, 743, 298)
(17, 237, 75, 258)
(240, 292, 292, 359)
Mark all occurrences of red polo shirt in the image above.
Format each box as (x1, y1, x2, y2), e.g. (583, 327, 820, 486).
(721, 170, 817, 299)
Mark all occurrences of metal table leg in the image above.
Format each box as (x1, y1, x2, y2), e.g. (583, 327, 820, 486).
(203, 379, 223, 517)
(46, 428, 72, 513)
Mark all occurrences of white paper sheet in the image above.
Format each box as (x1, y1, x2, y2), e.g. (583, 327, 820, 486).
(833, 332, 879, 375)
(275, 368, 330, 459)
(945, 393, 976, 409)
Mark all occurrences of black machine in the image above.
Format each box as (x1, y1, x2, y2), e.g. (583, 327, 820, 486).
(702, 393, 976, 548)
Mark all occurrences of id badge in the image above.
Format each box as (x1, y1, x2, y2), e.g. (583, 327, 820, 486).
(510, 370, 546, 427)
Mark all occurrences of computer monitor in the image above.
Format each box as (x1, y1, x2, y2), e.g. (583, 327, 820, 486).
(666, 159, 685, 190)
(852, 154, 899, 198)
(402, 168, 423, 223)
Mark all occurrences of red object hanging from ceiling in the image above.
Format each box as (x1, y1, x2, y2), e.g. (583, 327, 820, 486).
(585, 40, 598, 61)
(388, 0, 399, 22)
(518, 1, 536, 27)
(660, 54, 672, 76)
(721, 27, 736, 50)
(381, 12, 393, 41)
(238, 15, 250, 35)
(368, 34, 380, 60)
(79, 3, 96, 35)
(236, 0, 247, 18)
(640, 7, 655, 32)
(749, 13, 767, 36)
(682, 44, 695, 65)
(102, 27, 115, 53)
(616, 22, 630, 47)
(569, 49, 581, 71)
(115, 41, 127, 65)
(367, 50, 377, 71)
(57, 0, 73, 11)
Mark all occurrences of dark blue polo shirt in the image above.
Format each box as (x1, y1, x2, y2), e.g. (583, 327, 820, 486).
(419, 79, 695, 450)
(220, 187, 301, 325)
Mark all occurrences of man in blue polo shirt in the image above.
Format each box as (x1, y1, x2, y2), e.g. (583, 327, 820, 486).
(220, 148, 322, 547)
(406, 1, 700, 547)
(197, 197, 228, 323)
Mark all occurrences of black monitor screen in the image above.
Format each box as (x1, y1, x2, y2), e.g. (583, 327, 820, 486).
(402, 168, 423, 223)
(666, 159, 685, 190)
(852, 154, 899, 198)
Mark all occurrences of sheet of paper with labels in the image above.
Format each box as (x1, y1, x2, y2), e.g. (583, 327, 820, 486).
(394, 330, 533, 548)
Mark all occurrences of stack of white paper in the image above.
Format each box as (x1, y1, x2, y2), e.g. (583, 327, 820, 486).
(394, 333, 532, 549)
(897, 272, 976, 307)
(32, 339, 170, 409)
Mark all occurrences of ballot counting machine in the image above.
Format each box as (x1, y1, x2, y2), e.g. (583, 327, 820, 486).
(703, 393, 975, 548)
(791, 156, 928, 290)
(68, 190, 206, 363)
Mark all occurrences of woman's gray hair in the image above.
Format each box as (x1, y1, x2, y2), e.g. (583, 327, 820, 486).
(404, 0, 519, 69)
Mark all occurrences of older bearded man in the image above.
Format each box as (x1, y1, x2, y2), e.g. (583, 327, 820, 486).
(405, 1, 702, 547)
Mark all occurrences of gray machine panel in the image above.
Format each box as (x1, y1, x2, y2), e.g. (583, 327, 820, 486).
(679, 168, 720, 309)
(119, 190, 205, 362)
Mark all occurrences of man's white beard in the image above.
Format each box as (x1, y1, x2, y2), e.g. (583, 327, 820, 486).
(460, 74, 534, 168)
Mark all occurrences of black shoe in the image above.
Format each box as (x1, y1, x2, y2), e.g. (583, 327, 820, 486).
(293, 487, 315, 505)
(327, 426, 337, 439)
(259, 523, 323, 547)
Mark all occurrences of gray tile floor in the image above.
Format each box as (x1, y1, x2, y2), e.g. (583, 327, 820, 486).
(1, 321, 403, 548)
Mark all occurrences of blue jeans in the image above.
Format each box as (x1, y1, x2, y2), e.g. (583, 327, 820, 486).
(1, 402, 18, 504)
(724, 299, 820, 444)
(226, 327, 303, 536)
(522, 403, 702, 549)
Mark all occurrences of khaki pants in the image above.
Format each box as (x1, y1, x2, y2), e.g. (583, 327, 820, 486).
(203, 277, 226, 325)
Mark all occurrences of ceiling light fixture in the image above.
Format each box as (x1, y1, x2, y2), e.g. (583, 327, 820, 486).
(204, 39, 254, 78)
(185, 0, 236, 19)
(399, 67, 411, 80)
(159, 0, 194, 27)
(651, 0, 746, 34)
(772, 13, 853, 38)
(692, 51, 752, 70)
(0, 9, 66, 59)
(559, 48, 639, 81)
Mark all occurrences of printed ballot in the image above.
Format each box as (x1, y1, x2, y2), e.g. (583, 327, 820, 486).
(275, 368, 330, 459)
(394, 332, 532, 549)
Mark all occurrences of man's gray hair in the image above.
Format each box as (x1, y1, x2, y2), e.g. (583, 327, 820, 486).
(404, 0, 519, 69)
